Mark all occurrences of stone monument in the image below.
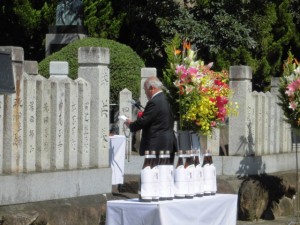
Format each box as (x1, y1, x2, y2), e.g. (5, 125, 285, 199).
(0, 51, 15, 94)
(45, 0, 87, 56)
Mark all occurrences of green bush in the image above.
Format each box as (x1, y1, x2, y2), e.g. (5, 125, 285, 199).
(38, 37, 144, 104)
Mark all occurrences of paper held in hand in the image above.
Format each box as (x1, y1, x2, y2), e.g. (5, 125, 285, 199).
(118, 115, 128, 121)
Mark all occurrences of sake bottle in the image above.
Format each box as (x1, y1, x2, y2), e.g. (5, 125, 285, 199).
(194, 150, 204, 197)
(202, 150, 213, 196)
(184, 150, 195, 199)
(208, 151, 217, 195)
(150, 150, 160, 201)
(140, 150, 152, 202)
(174, 150, 188, 199)
(165, 150, 174, 200)
(158, 150, 168, 201)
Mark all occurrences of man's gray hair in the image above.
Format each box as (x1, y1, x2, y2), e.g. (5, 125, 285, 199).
(145, 76, 164, 90)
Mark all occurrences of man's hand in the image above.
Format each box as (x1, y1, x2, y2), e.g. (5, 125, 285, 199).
(124, 119, 132, 127)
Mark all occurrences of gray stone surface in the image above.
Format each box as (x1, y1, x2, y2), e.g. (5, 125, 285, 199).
(0, 168, 111, 205)
(45, 33, 86, 56)
(78, 47, 110, 168)
(229, 66, 254, 156)
(50, 61, 69, 76)
(24, 61, 38, 75)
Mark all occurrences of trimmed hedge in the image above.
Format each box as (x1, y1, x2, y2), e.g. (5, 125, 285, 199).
(38, 37, 145, 104)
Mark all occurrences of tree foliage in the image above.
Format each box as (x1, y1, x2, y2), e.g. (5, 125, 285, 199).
(0, 0, 300, 93)
(83, 0, 124, 39)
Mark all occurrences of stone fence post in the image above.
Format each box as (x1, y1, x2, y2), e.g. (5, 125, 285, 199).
(78, 47, 110, 168)
(229, 66, 254, 156)
(0, 46, 24, 174)
(140, 68, 156, 107)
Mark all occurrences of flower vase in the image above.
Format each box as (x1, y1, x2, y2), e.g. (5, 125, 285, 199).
(198, 128, 220, 156)
(177, 130, 192, 151)
(176, 130, 201, 152)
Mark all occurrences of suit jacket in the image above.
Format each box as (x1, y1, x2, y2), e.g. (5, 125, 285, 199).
(129, 92, 177, 156)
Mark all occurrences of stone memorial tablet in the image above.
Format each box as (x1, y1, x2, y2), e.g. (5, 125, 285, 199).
(0, 51, 15, 94)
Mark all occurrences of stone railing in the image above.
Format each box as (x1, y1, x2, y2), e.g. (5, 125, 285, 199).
(0, 46, 111, 205)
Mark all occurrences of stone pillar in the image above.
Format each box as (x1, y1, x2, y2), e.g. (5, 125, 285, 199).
(119, 88, 132, 157)
(24, 61, 38, 76)
(271, 77, 292, 153)
(36, 75, 51, 171)
(23, 73, 37, 172)
(49, 61, 70, 170)
(76, 78, 91, 168)
(78, 47, 110, 168)
(140, 68, 156, 107)
(270, 77, 280, 96)
(0, 47, 24, 174)
(64, 79, 79, 169)
(119, 88, 132, 135)
(229, 66, 254, 156)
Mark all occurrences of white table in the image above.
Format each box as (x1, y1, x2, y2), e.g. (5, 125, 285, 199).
(109, 135, 126, 185)
(106, 194, 237, 225)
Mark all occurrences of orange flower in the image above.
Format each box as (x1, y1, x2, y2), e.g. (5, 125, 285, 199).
(175, 49, 181, 55)
(183, 41, 191, 50)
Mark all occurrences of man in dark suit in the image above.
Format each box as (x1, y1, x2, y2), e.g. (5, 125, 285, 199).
(125, 76, 177, 163)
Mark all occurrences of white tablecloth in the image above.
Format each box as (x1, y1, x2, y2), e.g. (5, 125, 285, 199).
(109, 135, 126, 185)
(106, 194, 237, 225)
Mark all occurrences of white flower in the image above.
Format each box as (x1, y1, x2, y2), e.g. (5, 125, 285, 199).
(294, 66, 300, 75)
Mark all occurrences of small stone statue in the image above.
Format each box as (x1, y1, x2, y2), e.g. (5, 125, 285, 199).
(56, 0, 83, 26)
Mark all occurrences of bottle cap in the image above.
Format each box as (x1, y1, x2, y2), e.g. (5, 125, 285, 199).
(177, 150, 183, 155)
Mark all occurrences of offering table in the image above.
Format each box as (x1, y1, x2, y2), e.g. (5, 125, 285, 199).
(106, 194, 237, 225)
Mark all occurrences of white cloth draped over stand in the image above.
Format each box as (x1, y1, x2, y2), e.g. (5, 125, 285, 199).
(106, 194, 238, 225)
(109, 135, 126, 185)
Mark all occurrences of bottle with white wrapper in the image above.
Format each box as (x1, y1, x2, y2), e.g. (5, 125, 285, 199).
(150, 150, 160, 201)
(194, 150, 204, 197)
(174, 150, 188, 199)
(202, 150, 217, 196)
(184, 150, 195, 199)
(140, 150, 153, 202)
(159, 150, 172, 201)
(209, 151, 217, 195)
(165, 150, 174, 200)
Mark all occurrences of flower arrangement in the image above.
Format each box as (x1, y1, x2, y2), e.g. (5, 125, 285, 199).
(169, 40, 238, 135)
(278, 51, 300, 128)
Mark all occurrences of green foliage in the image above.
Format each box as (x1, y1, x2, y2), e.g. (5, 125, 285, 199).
(162, 34, 181, 120)
(83, 0, 124, 39)
(38, 37, 144, 104)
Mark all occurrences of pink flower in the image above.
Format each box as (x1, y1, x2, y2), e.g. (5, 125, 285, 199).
(216, 96, 228, 108)
(211, 121, 217, 127)
(214, 79, 225, 86)
(289, 101, 297, 110)
(286, 79, 300, 96)
(185, 85, 194, 94)
(188, 67, 198, 76)
(217, 107, 227, 121)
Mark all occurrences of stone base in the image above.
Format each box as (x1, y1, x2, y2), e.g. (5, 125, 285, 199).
(0, 168, 111, 206)
(48, 25, 87, 34)
(45, 32, 87, 56)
